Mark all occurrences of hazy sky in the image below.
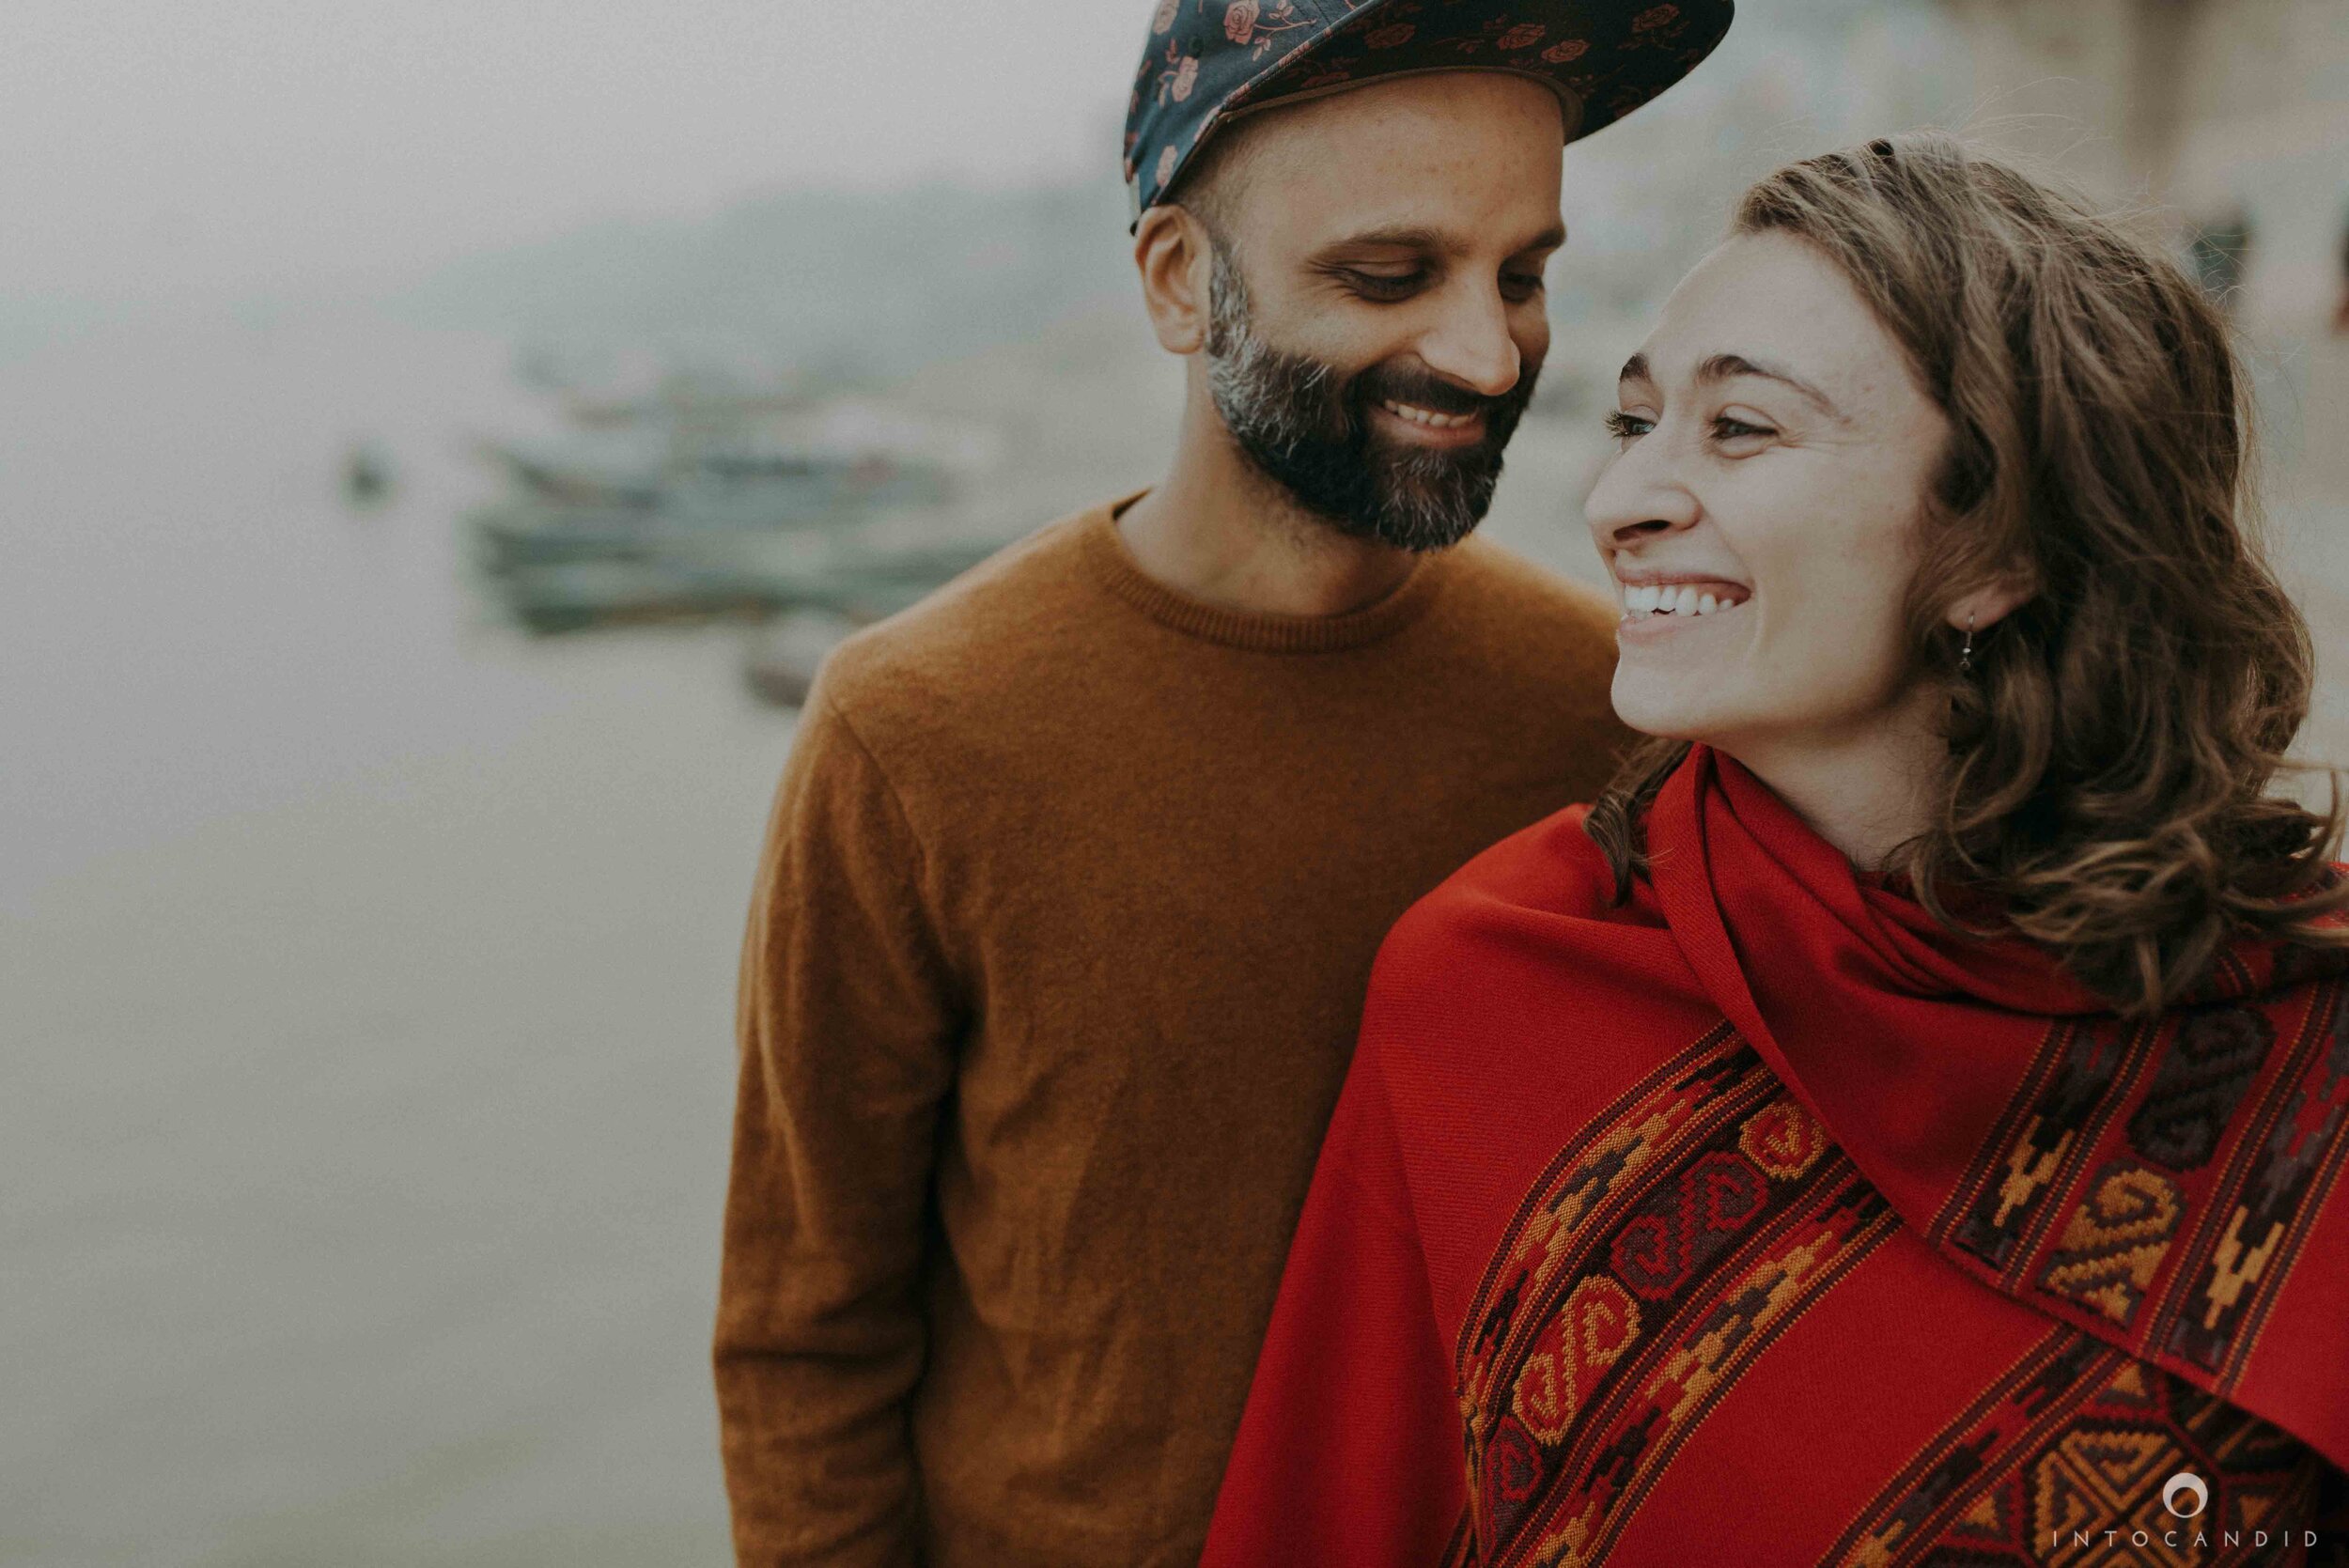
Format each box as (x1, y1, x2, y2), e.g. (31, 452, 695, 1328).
(2, 0, 1139, 303)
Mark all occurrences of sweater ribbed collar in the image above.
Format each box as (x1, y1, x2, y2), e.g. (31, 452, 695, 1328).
(1078, 495, 1451, 655)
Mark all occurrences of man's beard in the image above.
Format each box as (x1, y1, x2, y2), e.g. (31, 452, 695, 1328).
(1203, 240, 1537, 553)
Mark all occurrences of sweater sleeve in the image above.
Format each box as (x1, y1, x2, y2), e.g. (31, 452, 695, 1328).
(713, 682, 961, 1568)
(1201, 1032, 1468, 1567)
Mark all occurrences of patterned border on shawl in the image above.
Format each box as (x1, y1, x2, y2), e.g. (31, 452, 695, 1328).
(1443, 1026, 1900, 1566)
(2149, 977, 2349, 1381)
(1926, 971, 2349, 1413)
(1819, 1329, 2330, 1565)
(1931, 1017, 2163, 1281)
(1511, 1169, 1893, 1564)
(1452, 1021, 1753, 1417)
(1818, 1329, 2118, 1567)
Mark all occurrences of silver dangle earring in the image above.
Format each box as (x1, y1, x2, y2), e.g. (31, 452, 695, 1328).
(1958, 613, 1976, 676)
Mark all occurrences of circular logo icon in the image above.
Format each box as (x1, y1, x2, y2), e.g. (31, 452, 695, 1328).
(2162, 1470, 2210, 1519)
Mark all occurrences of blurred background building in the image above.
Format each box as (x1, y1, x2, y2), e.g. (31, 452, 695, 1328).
(3, 2, 2342, 1563)
(1944, 0, 2349, 499)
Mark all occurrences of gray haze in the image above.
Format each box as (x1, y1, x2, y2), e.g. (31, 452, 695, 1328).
(32, 3, 2343, 1564)
(0, 0, 1136, 306)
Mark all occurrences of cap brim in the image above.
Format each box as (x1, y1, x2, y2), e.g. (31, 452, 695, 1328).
(1237, 0, 1732, 146)
(1131, 0, 1734, 226)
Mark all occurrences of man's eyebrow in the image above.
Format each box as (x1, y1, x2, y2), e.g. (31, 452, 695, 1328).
(1319, 225, 1446, 253)
(1319, 222, 1569, 256)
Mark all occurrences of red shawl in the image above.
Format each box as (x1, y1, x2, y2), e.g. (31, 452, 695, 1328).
(1204, 746, 2349, 1566)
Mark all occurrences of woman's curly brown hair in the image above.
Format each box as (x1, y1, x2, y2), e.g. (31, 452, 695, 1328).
(1583, 132, 2348, 1017)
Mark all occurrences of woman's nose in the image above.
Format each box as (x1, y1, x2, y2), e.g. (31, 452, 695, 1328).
(1585, 435, 1701, 551)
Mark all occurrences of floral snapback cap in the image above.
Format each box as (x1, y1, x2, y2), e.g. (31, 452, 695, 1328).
(1124, 0, 1735, 226)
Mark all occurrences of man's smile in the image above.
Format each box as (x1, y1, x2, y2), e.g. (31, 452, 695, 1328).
(1375, 399, 1489, 447)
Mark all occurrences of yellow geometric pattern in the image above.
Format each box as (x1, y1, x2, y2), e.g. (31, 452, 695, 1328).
(2038, 1163, 2188, 1326)
(2031, 1425, 2197, 1567)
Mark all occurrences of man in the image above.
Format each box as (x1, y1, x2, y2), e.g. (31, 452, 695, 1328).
(714, 4, 1732, 1564)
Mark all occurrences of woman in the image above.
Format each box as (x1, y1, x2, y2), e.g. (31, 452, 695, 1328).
(1201, 134, 2349, 1566)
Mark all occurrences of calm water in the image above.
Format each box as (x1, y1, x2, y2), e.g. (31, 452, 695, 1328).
(2, 308, 796, 1566)
(7, 303, 2344, 1568)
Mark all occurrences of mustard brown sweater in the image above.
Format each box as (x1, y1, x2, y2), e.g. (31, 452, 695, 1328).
(714, 497, 1632, 1566)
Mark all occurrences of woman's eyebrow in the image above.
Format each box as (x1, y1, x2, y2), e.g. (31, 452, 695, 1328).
(1616, 351, 1846, 422)
(1697, 352, 1845, 420)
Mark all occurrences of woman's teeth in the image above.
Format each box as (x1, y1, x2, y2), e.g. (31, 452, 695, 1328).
(1381, 400, 1479, 430)
(1622, 583, 1742, 618)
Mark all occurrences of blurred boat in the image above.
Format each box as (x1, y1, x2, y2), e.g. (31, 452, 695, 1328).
(494, 536, 1001, 636)
(479, 433, 949, 520)
(464, 368, 1002, 634)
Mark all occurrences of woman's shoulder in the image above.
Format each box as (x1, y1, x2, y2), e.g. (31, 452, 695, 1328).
(1368, 802, 1650, 1015)
(1424, 800, 1620, 916)
(1350, 803, 1710, 1219)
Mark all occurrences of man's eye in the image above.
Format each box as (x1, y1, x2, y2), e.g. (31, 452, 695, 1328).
(1341, 270, 1426, 300)
(1604, 410, 1653, 442)
(1500, 272, 1546, 303)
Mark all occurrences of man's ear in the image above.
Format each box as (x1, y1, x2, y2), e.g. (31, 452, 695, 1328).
(1134, 204, 1215, 356)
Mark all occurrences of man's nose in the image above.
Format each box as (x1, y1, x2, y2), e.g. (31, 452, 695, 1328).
(1415, 286, 1523, 400)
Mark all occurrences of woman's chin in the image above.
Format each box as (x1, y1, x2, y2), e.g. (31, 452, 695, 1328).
(1610, 673, 1728, 746)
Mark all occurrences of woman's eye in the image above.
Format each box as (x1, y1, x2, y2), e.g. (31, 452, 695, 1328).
(1712, 415, 1776, 442)
(1604, 410, 1653, 442)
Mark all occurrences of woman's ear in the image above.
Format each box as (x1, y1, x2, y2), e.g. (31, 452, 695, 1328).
(1133, 205, 1213, 356)
(1947, 574, 2033, 635)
